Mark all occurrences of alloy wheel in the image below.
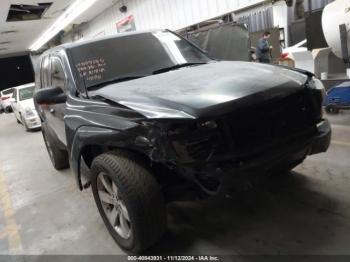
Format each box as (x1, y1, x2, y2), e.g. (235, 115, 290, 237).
(97, 172, 132, 239)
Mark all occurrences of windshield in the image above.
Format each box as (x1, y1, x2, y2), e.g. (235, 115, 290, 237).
(69, 31, 211, 90)
(19, 86, 34, 101)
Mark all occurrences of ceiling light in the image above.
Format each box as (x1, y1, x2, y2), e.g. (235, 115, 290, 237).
(29, 0, 97, 51)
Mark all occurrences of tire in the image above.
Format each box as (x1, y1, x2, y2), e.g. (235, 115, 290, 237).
(42, 126, 69, 170)
(325, 105, 340, 114)
(5, 106, 12, 113)
(91, 150, 166, 254)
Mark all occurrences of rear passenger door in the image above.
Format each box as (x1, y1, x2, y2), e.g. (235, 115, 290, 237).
(49, 56, 67, 146)
(40, 55, 67, 146)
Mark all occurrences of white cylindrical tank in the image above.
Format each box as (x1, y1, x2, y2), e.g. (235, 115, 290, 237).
(322, 0, 350, 59)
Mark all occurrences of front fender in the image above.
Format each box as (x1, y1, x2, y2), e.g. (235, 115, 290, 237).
(70, 125, 141, 190)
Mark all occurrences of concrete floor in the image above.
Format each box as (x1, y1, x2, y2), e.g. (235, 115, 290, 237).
(0, 111, 350, 256)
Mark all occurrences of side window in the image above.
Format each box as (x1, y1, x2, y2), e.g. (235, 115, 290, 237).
(51, 57, 66, 91)
(41, 56, 51, 89)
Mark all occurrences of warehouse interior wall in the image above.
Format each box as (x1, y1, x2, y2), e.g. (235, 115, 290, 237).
(186, 23, 251, 62)
(235, 7, 274, 33)
(272, 1, 289, 46)
(232, 1, 288, 47)
(288, 0, 334, 23)
(62, 0, 268, 43)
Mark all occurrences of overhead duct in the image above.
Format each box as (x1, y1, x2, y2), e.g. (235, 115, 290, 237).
(6, 3, 53, 22)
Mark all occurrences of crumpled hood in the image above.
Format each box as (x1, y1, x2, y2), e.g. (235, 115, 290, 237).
(94, 61, 308, 119)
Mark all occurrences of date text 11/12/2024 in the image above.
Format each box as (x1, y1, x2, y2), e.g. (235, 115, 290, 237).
(128, 256, 220, 261)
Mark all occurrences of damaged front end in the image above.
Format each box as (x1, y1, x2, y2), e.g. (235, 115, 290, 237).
(135, 81, 331, 197)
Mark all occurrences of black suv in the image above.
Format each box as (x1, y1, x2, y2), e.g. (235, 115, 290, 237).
(34, 30, 331, 253)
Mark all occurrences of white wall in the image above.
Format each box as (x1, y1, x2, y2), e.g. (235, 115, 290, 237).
(272, 1, 289, 46)
(69, 0, 267, 41)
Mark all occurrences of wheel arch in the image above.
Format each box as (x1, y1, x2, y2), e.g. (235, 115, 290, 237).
(70, 125, 153, 190)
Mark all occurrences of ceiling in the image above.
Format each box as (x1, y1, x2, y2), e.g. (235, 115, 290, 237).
(0, 0, 115, 57)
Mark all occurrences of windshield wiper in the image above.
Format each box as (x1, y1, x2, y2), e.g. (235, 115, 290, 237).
(88, 76, 147, 90)
(152, 62, 207, 75)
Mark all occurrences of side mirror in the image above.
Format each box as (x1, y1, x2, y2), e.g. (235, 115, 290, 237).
(34, 87, 66, 105)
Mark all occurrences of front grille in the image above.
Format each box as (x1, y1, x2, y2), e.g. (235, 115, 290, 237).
(171, 130, 223, 162)
(185, 137, 214, 160)
(223, 90, 317, 156)
(169, 121, 226, 163)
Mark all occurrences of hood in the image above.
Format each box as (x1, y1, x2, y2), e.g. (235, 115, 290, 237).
(94, 61, 308, 119)
(19, 98, 35, 110)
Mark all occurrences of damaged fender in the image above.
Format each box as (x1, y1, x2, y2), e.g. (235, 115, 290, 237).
(70, 125, 145, 190)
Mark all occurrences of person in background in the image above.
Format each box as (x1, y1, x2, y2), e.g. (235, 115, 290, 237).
(256, 31, 273, 64)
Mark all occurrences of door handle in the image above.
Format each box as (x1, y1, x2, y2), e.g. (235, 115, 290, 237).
(50, 108, 55, 114)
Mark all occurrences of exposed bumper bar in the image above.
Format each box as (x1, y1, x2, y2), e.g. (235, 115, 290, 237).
(309, 119, 331, 155)
(197, 118, 331, 174)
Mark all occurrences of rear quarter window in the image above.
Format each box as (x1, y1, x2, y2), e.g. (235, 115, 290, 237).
(2, 89, 13, 95)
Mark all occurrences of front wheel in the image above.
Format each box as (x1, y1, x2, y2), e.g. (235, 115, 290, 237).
(325, 105, 340, 114)
(4, 106, 12, 113)
(91, 150, 166, 253)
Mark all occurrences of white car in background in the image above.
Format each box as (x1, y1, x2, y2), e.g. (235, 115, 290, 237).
(280, 39, 315, 73)
(10, 83, 41, 131)
(0, 88, 14, 113)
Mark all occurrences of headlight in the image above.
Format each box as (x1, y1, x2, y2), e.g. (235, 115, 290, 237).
(168, 120, 219, 162)
(309, 77, 326, 99)
(25, 107, 35, 118)
(200, 120, 218, 129)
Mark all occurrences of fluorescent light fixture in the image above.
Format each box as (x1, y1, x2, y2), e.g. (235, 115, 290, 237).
(29, 0, 97, 51)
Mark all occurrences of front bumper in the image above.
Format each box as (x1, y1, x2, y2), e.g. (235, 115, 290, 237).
(176, 119, 331, 191)
(309, 119, 331, 155)
(24, 115, 42, 129)
(228, 119, 332, 171)
(211, 119, 332, 193)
